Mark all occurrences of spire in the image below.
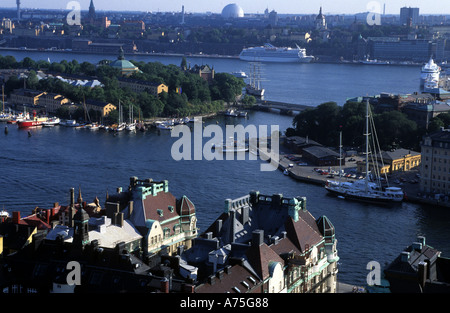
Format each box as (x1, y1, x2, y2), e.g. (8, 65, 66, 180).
(77, 186, 83, 204)
(118, 46, 125, 60)
(88, 0, 96, 21)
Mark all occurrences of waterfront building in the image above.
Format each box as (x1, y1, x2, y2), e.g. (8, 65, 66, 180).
(302, 145, 341, 167)
(9, 88, 45, 107)
(383, 236, 450, 293)
(284, 136, 321, 155)
(38, 92, 70, 114)
(185, 192, 339, 293)
(356, 148, 421, 175)
(118, 77, 168, 97)
(368, 37, 432, 62)
(84, 99, 117, 118)
(420, 128, 450, 195)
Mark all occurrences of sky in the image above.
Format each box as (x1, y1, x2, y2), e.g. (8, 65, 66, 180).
(2, 0, 450, 15)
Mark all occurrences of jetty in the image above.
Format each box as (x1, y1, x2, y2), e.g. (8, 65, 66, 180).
(253, 100, 312, 115)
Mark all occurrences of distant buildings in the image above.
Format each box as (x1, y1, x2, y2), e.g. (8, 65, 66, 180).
(315, 7, 327, 31)
(420, 127, 450, 195)
(400, 7, 420, 26)
(368, 37, 432, 62)
(221, 3, 244, 19)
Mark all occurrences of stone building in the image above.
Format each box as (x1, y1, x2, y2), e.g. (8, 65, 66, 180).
(420, 127, 450, 195)
(184, 191, 339, 293)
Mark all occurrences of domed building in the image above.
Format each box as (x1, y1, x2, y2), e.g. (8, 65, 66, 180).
(221, 3, 244, 19)
(110, 47, 140, 77)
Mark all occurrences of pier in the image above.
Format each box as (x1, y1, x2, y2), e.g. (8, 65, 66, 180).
(253, 100, 312, 115)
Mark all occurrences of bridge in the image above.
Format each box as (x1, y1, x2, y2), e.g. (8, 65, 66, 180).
(254, 100, 312, 115)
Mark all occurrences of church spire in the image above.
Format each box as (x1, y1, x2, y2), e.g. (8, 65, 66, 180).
(88, 0, 96, 21)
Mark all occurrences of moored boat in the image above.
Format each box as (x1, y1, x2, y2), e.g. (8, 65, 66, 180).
(324, 100, 404, 204)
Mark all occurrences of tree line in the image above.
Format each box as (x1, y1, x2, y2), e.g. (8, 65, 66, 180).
(0, 54, 246, 122)
(285, 100, 439, 152)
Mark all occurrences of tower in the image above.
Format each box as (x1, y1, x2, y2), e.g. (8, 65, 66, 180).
(88, 0, 96, 22)
(73, 208, 90, 247)
(315, 6, 327, 31)
(16, 0, 21, 21)
(181, 5, 185, 24)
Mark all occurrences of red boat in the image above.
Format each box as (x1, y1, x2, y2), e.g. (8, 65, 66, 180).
(17, 112, 48, 128)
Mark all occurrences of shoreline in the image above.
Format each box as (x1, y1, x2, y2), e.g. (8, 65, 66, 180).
(0, 47, 424, 67)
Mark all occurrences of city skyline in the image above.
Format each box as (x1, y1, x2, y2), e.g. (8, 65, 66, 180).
(1, 0, 450, 15)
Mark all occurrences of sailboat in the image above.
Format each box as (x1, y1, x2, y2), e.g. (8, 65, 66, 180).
(114, 100, 125, 132)
(126, 105, 136, 131)
(246, 62, 265, 97)
(325, 100, 404, 204)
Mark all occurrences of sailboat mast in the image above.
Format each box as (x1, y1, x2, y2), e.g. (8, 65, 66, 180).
(365, 99, 370, 193)
(339, 128, 342, 184)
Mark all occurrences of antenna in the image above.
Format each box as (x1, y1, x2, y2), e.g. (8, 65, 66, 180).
(16, 0, 21, 21)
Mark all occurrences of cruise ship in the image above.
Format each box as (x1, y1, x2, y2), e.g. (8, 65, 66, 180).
(420, 57, 441, 87)
(239, 43, 314, 63)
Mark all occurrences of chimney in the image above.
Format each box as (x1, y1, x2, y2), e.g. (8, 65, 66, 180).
(114, 212, 124, 227)
(252, 229, 264, 247)
(229, 210, 236, 243)
(241, 206, 249, 225)
(160, 277, 169, 293)
(215, 219, 223, 236)
(401, 251, 410, 263)
(207, 275, 216, 285)
(418, 261, 428, 289)
(12, 211, 20, 224)
(128, 201, 134, 218)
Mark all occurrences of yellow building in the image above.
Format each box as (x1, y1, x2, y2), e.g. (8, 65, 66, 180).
(39, 92, 70, 113)
(357, 148, 421, 174)
(10, 89, 46, 106)
(85, 99, 117, 117)
(118, 77, 168, 96)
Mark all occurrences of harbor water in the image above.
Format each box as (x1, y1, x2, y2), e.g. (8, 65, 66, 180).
(1, 50, 449, 287)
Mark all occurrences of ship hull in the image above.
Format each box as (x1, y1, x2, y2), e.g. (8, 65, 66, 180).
(239, 55, 313, 63)
(17, 120, 43, 128)
(325, 185, 403, 205)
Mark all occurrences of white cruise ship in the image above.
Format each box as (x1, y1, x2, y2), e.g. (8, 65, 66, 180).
(239, 43, 314, 63)
(420, 57, 440, 87)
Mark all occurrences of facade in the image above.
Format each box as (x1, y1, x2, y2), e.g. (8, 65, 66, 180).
(302, 145, 341, 166)
(105, 177, 198, 258)
(189, 64, 215, 84)
(118, 77, 168, 96)
(357, 148, 421, 175)
(420, 128, 450, 195)
(400, 7, 420, 26)
(9, 88, 45, 107)
(369, 38, 432, 62)
(184, 192, 339, 293)
(403, 103, 450, 129)
(84, 99, 117, 117)
(38, 92, 70, 113)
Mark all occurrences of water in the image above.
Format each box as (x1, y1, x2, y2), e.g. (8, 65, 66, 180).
(3, 50, 421, 106)
(1, 50, 448, 287)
